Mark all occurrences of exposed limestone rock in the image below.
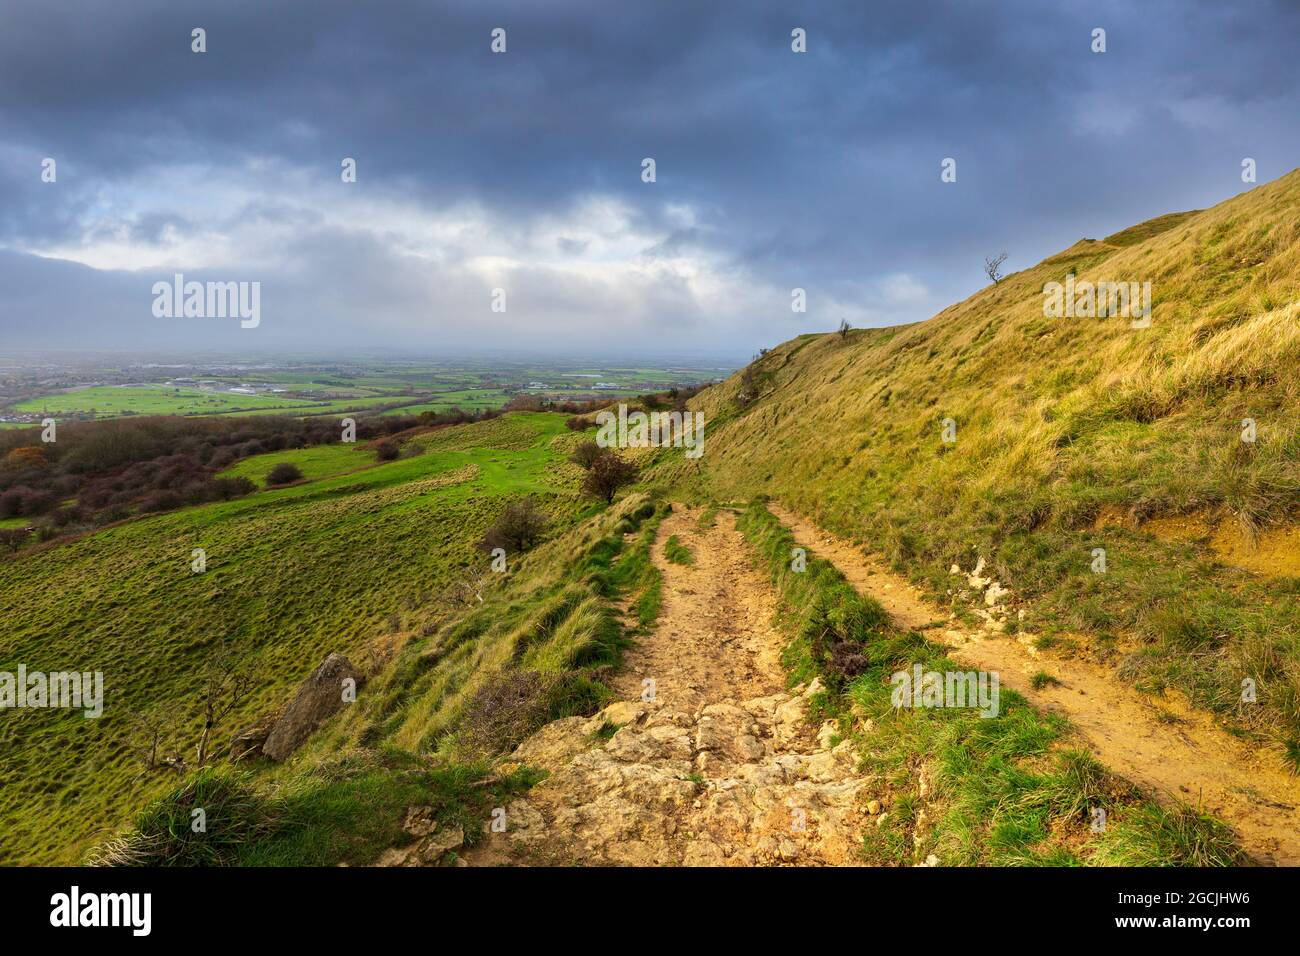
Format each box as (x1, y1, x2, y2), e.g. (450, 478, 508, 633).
(376, 807, 465, 866)
(599, 700, 648, 726)
(262, 653, 362, 762)
(463, 688, 880, 866)
(454, 508, 882, 868)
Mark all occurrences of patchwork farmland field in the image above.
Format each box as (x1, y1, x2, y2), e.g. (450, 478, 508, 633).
(11, 385, 321, 418)
(1, 361, 729, 428)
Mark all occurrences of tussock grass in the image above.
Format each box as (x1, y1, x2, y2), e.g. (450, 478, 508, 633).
(92, 752, 542, 867)
(1090, 802, 1245, 867)
(87, 769, 275, 867)
(314, 493, 667, 762)
(663, 534, 693, 565)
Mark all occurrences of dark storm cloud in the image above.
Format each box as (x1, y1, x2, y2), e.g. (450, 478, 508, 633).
(1, 0, 1298, 353)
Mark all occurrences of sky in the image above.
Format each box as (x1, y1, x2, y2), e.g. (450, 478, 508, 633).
(1, 0, 1298, 359)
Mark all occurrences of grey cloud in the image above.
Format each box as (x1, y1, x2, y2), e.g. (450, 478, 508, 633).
(1, 0, 1298, 355)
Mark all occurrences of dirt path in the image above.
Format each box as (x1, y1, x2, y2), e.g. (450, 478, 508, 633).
(608, 508, 785, 711)
(462, 506, 881, 866)
(769, 503, 1300, 866)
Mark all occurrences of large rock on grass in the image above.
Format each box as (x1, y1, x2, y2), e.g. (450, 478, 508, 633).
(262, 653, 363, 761)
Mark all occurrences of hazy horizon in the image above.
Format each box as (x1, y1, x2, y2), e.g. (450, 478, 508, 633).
(0, 346, 748, 369)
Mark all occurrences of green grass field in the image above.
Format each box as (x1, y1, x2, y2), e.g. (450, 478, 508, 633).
(13, 385, 320, 418)
(218, 444, 381, 486)
(0, 412, 584, 864)
(377, 388, 508, 416)
(4, 364, 728, 425)
(10, 386, 436, 421)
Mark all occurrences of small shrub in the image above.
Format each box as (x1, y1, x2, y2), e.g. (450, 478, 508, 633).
(479, 499, 549, 555)
(375, 441, 400, 461)
(266, 463, 304, 486)
(734, 366, 759, 408)
(581, 452, 638, 504)
(464, 669, 610, 757)
(569, 440, 603, 469)
(463, 671, 551, 756)
(207, 476, 257, 501)
(0, 527, 31, 553)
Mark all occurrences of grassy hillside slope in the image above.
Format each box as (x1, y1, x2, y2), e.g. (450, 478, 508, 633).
(655, 170, 1300, 749)
(0, 412, 587, 864)
(87, 492, 667, 868)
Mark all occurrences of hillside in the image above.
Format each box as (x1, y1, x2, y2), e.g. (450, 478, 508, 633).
(654, 169, 1300, 752)
(0, 413, 594, 863)
(6, 173, 1299, 870)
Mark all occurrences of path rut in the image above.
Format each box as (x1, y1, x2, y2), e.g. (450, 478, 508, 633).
(769, 503, 1300, 866)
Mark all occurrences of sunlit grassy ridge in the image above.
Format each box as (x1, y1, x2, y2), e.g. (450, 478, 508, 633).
(0, 412, 582, 864)
(655, 170, 1300, 744)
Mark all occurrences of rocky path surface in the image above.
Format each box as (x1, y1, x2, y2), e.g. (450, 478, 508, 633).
(769, 503, 1300, 867)
(462, 507, 879, 866)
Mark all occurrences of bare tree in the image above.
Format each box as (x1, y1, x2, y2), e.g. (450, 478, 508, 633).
(735, 365, 759, 408)
(985, 252, 1008, 284)
(194, 644, 254, 768)
(128, 705, 185, 777)
(442, 569, 491, 608)
(837, 318, 853, 340)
